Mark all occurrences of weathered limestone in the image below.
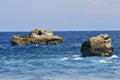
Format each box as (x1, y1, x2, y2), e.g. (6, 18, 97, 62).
(29, 28, 54, 38)
(11, 28, 63, 45)
(81, 34, 113, 57)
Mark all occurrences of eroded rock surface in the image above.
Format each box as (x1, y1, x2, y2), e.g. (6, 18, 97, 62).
(11, 28, 63, 45)
(29, 28, 54, 38)
(81, 34, 113, 57)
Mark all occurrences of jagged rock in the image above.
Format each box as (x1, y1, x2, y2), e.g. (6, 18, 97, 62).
(80, 34, 113, 57)
(11, 28, 63, 45)
(29, 28, 53, 38)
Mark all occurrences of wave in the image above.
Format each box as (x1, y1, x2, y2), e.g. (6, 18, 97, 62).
(72, 57, 83, 60)
(59, 55, 83, 61)
(92, 55, 119, 63)
(59, 57, 69, 61)
(0, 45, 7, 50)
(72, 55, 79, 57)
(35, 44, 38, 47)
(98, 59, 107, 63)
(108, 55, 119, 59)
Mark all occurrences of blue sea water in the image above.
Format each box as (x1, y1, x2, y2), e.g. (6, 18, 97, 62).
(0, 31, 120, 80)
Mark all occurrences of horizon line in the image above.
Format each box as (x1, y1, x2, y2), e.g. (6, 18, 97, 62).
(0, 29, 120, 32)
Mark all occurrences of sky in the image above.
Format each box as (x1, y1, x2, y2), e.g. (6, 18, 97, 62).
(0, 0, 120, 31)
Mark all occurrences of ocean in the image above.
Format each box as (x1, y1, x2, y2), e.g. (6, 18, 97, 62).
(0, 31, 120, 80)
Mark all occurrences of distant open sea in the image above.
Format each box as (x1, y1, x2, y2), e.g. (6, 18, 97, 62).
(0, 31, 120, 80)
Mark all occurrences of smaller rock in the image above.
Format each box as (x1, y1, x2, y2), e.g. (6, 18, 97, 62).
(80, 34, 113, 57)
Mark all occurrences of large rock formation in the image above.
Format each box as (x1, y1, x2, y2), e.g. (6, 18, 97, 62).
(11, 28, 63, 45)
(80, 34, 113, 57)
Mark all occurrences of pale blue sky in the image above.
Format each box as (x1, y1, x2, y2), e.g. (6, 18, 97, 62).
(0, 0, 120, 31)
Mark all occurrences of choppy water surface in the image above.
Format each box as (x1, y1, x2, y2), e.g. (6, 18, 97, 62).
(0, 31, 120, 80)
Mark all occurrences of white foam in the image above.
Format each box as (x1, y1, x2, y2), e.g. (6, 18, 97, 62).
(60, 57, 69, 61)
(73, 57, 83, 60)
(42, 46, 46, 48)
(72, 55, 79, 57)
(98, 60, 107, 63)
(25, 63, 33, 66)
(109, 55, 119, 59)
(35, 44, 38, 47)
